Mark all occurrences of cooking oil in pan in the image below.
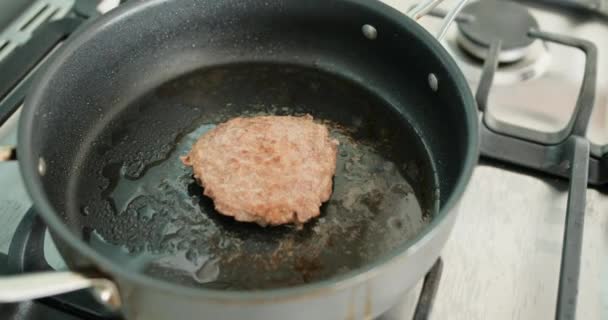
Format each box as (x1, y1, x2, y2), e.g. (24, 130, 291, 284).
(84, 114, 432, 290)
(72, 64, 439, 289)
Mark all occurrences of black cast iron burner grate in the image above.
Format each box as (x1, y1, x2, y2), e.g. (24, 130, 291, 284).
(423, 3, 602, 318)
(476, 29, 598, 320)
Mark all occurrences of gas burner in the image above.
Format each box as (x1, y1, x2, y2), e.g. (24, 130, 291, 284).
(456, 0, 539, 63)
(438, 1, 552, 85)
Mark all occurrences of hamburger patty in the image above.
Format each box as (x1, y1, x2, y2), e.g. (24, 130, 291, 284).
(181, 115, 339, 226)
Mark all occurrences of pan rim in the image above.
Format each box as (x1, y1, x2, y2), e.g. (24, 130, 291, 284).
(18, 0, 479, 302)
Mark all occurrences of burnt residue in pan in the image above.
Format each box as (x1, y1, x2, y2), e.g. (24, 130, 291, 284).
(73, 63, 438, 290)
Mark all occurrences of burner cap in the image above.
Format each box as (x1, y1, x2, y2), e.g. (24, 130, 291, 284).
(457, 0, 538, 62)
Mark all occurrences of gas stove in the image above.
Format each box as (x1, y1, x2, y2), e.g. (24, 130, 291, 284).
(0, 0, 606, 319)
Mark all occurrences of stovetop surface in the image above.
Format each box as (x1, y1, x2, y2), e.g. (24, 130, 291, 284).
(0, 0, 607, 319)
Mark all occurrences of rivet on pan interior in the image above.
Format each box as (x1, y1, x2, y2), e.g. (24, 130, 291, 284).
(362, 24, 378, 40)
(38, 157, 46, 176)
(428, 73, 439, 92)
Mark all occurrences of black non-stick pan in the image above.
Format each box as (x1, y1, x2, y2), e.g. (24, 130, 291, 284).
(1, 0, 478, 319)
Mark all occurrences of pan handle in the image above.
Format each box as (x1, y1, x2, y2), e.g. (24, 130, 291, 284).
(2, 208, 122, 314)
(0, 271, 121, 308)
(407, 0, 471, 41)
(407, 0, 446, 20)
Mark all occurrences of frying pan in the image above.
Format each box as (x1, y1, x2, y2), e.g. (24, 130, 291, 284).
(0, 0, 478, 319)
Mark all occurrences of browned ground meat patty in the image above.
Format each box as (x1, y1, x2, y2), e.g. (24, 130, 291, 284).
(181, 115, 339, 226)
